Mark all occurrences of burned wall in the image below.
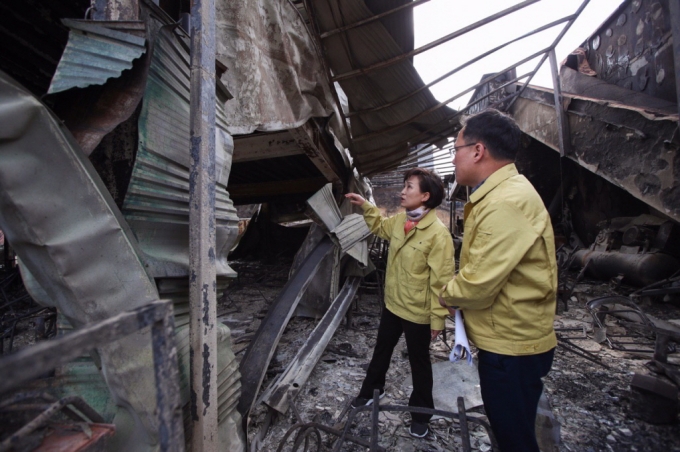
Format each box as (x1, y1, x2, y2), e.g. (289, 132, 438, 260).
(581, 0, 676, 102)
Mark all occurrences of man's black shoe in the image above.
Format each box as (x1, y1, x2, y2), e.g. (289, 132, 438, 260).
(409, 422, 429, 438)
(350, 390, 385, 408)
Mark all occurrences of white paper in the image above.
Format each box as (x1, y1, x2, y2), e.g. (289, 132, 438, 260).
(449, 310, 473, 365)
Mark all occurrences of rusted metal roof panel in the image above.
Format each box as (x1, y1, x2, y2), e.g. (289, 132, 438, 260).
(308, 0, 456, 175)
(47, 19, 146, 94)
(122, 26, 239, 278)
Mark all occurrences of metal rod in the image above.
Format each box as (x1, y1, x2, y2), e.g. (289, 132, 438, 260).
(504, 0, 591, 112)
(0, 396, 103, 452)
(347, 14, 574, 118)
(188, 0, 219, 449)
(548, 48, 571, 157)
(356, 67, 534, 157)
(370, 390, 380, 451)
(332, 0, 540, 82)
(458, 397, 472, 452)
(320, 0, 431, 39)
(0, 301, 172, 395)
(152, 301, 186, 452)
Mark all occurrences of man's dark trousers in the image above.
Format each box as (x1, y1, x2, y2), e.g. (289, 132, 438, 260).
(477, 348, 555, 452)
(359, 307, 434, 423)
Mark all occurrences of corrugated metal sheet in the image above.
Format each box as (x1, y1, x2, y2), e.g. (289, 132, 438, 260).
(306, 183, 342, 231)
(47, 19, 146, 94)
(120, 24, 244, 449)
(309, 0, 457, 175)
(0, 70, 164, 451)
(331, 213, 370, 250)
(122, 25, 239, 278)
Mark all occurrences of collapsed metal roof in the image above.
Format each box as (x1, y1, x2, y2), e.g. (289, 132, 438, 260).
(295, 0, 596, 177)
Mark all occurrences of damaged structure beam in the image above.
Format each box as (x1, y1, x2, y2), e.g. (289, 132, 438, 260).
(237, 237, 334, 423)
(289, 120, 347, 193)
(510, 83, 680, 222)
(232, 131, 304, 163)
(548, 48, 572, 157)
(260, 276, 361, 414)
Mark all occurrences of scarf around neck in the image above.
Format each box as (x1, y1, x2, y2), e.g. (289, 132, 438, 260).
(404, 207, 430, 234)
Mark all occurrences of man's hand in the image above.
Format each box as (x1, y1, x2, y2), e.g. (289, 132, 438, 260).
(431, 329, 441, 342)
(345, 193, 366, 206)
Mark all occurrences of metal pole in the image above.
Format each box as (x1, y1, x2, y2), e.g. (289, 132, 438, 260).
(332, 0, 540, 82)
(188, 0, 218, 450)
(346, 15, 573, 118)
(320, 0, 431, 39)
(548, 49, 571, 157)
(504, 0, 590, 112)
(152, 304, 186, 452)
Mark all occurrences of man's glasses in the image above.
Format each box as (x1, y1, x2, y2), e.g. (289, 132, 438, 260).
(449, 142, 477, 157)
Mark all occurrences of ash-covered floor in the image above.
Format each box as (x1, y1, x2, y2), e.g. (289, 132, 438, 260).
(223, 258, 680, 452)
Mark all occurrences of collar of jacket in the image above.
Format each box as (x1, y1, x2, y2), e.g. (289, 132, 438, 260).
(469, 163, 518, 204)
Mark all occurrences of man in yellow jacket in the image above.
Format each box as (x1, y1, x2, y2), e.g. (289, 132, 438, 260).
(439, 109, 557, 452)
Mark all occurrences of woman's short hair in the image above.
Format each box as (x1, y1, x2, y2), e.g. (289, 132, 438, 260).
(403, 167, 445, 209)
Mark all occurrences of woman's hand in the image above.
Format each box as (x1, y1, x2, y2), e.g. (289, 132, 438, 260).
(430, 329, 441, 342)
(345, 193, 366, 206)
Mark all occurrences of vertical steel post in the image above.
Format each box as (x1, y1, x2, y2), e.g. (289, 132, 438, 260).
(548, 48, 571, 157)
(188, 0, 218, 450)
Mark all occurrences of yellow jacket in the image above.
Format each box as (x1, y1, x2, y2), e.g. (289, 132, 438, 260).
(441, 164, 557, 355)
(361, 202, 454, 330)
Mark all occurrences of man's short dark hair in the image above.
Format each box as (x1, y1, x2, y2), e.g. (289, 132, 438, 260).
(460, 109, 522, 161)
(403, 167, 445, 209)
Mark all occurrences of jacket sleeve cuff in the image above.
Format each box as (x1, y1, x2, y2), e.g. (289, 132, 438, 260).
(430, 317, 445, 331)
(361, 201, 373, 211)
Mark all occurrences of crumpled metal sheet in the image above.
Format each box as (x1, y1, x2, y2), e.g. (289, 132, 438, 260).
(122, 25, 239, 278)
(48, 19, 147, 95)
(0, 70, 163, 451)
(312, 0, 457, 175)
(215, 0, 335, 135)
(331, 213, 370, 266)
(305, 183, 342, 232)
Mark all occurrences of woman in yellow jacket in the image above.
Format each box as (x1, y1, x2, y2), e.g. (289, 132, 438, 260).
(345, 167, 454, 438)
